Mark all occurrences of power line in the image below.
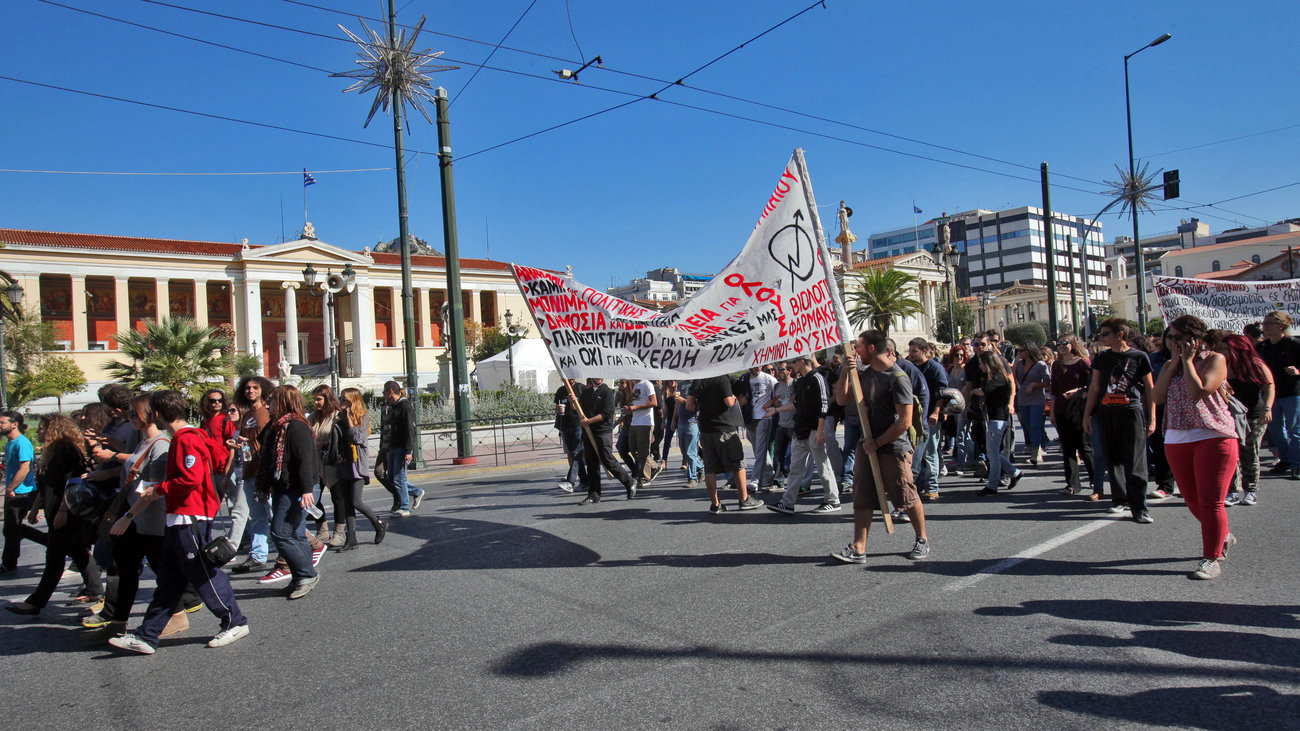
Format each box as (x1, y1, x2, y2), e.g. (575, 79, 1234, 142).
(0, 167, 389, 176)
(1143, 122, 1300, 158)
(450, 0, 539, 108)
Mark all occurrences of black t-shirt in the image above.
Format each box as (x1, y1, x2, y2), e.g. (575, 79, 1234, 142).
(579, 383, 618, 433)
(860, 364, 914, 455)
(1256, 336, 1300, 398)
(692, 375, 744, 433)
(554, 383, 587, 429)
(1092, 348, 1152, 408)
(984, 374, 1012, 421)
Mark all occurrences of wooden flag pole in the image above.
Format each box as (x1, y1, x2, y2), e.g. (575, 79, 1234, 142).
(843, 343, 894, 534)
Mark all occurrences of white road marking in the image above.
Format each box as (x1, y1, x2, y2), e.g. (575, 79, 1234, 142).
(943, 518, 1116, 591)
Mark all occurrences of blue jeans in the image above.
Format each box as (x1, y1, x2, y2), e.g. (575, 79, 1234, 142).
(387, 449, 422, 510)
(747, 418, 775, 487)
(841, 420, 863, 489)
(677, 422, 702, 481)
(985, 419, 1020, 490)
(1268, 394, 1300, 466)
(954, 413, 974, 468)
(241, 477, 270, 562)
(269, 492, 316, 582)
(914, 422, 941, 492)
(1018, 404, 1046, 452)
(561, 425, 586, 485)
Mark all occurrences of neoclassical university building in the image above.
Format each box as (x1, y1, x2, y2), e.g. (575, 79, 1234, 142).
(0, 225, 533, 404)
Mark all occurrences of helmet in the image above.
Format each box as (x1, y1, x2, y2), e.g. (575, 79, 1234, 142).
(939, 387, 966, 416)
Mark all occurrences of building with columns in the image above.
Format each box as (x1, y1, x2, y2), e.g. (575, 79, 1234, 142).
(844, 250, 951, 344)
(0, 226, 534, 402)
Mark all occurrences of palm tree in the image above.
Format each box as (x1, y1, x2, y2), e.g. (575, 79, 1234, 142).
(847, 269, 924, 335)
(103, 318, 234, 400)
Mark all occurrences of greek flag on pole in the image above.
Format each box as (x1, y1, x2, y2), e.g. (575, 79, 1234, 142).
(913, 205, 922, 214)
(303, 169, 317, 187)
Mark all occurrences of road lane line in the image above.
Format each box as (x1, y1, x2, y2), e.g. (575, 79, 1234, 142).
(943, 518, 1116, 591)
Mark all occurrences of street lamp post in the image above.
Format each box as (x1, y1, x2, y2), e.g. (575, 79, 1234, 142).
(502, 310, 527, 387)
(1125, 31, 1172, 332)
(978, 292, 992, 333)
(302, 263, 355, 393)
(0, 281, 25, 410)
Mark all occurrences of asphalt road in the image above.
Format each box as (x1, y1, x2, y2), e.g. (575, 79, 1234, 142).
(2, 443, 1297, 730)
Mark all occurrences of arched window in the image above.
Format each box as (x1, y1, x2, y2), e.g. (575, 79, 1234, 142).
(1175, 266, 1184, 277)
(1212, 260, 1221, 272)
(1252, 254, 1261, 264)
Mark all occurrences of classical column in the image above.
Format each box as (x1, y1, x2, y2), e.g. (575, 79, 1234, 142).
(70, 275, 88, 351)
(468, 289, 481, 325)
(351, 280, 375, 376)
(281, 282, 300, 365)
(155, 278, 170, 322)
(389, 285, 406, 349)
(413, 286, 425, 346)
(194, 280, 209, 328)
(241, 278, 263, 356)
(114, 277, 130, 343)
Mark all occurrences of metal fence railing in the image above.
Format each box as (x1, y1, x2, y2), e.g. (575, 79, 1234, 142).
(414, 412, 564, 468)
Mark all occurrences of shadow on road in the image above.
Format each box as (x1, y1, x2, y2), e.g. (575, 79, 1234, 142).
(974, 598, 1300, 630)
(1038, 685, 1299, 729)
(870, 556, 1190, 577)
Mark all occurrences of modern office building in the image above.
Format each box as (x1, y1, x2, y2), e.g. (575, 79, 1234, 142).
(607, 267, 713, 303)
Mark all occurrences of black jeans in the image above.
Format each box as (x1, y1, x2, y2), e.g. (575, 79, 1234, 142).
(1057, 417, 1094, 492)
(1098, 405, 1149, 512)
(2, 492, 45, 569)
(583, 429, 631, 497)
(25, 514, 103, 608)
(772, 425, 794, 478)
(336, 477, 382, 530)
(561, 426, 587, 486)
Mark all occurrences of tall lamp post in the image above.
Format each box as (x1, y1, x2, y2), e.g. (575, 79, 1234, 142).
(302, 263, 355, 394)
(978, 292, 992, 333)
(1124, 31, 1172, 332)
(0, 281, 25, 410)
(502, 310, 527, 387)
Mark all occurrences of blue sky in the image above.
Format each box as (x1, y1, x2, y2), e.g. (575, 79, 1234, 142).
(3, 0, 1298, 290)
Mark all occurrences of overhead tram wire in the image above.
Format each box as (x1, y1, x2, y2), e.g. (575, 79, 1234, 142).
(152, 0, 1117, 190)
(1143, 122, 1300, 158)
(449, 0, 540, 108)
(0, 167, 390, 176)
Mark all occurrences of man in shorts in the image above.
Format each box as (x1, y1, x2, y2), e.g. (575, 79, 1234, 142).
(831, 330, 930, 563)
(686, 375, 764, 513)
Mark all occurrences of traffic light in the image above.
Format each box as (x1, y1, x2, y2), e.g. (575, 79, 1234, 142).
(1163, 169, 1180, 200)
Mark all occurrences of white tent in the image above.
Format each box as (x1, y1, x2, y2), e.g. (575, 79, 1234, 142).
(475, 338, 562, 393)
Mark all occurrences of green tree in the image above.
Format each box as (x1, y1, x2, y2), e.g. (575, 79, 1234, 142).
(4, 371, 61, 410)
(933, 301, 976, 344)
(1145, 316, 1165, 337)
(103, 318, 234, 401)
(472, 326, 512, 363)
(3, 310, 59, 374)
(847, 269, 924, 335)
(35, 355, 87, 411)
(1004, 321, 1048, 346)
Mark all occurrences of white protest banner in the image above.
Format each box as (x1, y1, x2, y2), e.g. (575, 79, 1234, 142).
(511, 149, 854, 380)
(1154, 275, 1300, 330)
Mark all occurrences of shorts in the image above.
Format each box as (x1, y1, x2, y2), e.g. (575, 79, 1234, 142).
(698, 429, 745, 474)
(852, 446, 918, 512)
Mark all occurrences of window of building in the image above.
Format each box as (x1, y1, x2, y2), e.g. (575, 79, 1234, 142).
(1175, 266, 1184, 277)
(1212, 260, 1221, 272)
(1252, 254, 1261, 264)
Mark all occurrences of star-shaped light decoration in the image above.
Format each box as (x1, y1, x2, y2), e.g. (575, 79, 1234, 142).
(331, 15, 458, 128)
(1103, 161, 1163, 220)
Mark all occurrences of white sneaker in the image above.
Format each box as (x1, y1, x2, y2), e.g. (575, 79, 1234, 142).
(108, 633, 156, 655)
(556, 481, 574, 493)
(1107, 505, 1129, 514)
(208, 624, 250, 648)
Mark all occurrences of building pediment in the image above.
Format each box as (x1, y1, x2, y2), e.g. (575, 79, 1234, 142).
(240, 238, 371, 266)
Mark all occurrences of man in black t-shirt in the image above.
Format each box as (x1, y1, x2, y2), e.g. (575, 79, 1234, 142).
(686, 375, 764, 513)
(1257, 310, 1300, 476)
(577, 378, 635, 503)
(554, 379, 588, 493)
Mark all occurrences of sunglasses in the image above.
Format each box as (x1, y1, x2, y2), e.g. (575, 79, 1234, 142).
(1099, 330, 1114, 337)
(207, 398, 224, 405)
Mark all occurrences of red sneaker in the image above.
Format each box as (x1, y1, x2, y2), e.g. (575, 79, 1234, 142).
(258, 567, 291, 584)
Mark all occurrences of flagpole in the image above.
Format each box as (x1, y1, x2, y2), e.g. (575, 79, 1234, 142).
(795, 149, 894, 534)
(303, 168, 308, 229)
(912, 201, 920, 253)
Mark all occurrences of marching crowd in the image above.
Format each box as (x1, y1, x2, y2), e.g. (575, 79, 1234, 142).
(1, 310, 1295, 654)
(1, 377, 424, 654)
(554, 311, 1300, 580)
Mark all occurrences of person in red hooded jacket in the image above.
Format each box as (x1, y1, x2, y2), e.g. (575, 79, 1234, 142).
(108, 390, 249, 655)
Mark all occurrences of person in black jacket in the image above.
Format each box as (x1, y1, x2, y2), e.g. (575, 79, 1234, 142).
(767, 355, 840, 515)
(259, 385, 321, 600)
(577, 378, 635, 504)
(380, 380, 423, 517)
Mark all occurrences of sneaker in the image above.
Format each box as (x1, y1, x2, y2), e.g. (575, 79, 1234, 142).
(939, 464, 948, 477)
(108, 633, 156, 655)
(1267, 461, 1291, 475)
(766, 502, 795, 515)
(1134, 511, 1154, 524)
(921, 491, 940, 500)
(258, 566, 292, 584)
(411, 492, 424, 511)
(830, 545, 868, 564)
(391, 509, 410, 518)
(978, 487, 998, 496)
(890, 509, 911, 523)
(907, 538, 930, 560)
(798, 484, 811, 494)
(311, 545, 327, 567)
(1224, 492, 1242, 506)
(809, 502, 841, 514)
(557, 481, 574, 493)
(738, 496, 764, 511)
(287, 576, 319, 600)
(230, 557, 272, 575)
(625, 481, 637, 500)
(1222, 532, 1238, 559)
(1243, 492, 1258, 506)
(208, 624, 250, 648)
(579, 495, 600, 505)
(708, 502, 728, 514)
(685, 479, 699, 488)
(1190, 558, 1221, 580)
(1005, 471, 1024, 490)
(160, 612, 189, 638)
(1107, 504, 1129, 514)
(82, 612, 112, 629)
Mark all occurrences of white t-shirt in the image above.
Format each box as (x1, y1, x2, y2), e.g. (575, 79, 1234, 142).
(630, 380, 656, 427)
(750, 371, 778, 420)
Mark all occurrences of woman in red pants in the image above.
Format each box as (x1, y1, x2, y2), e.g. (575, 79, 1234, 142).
(1153, 314, 1239, 580)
